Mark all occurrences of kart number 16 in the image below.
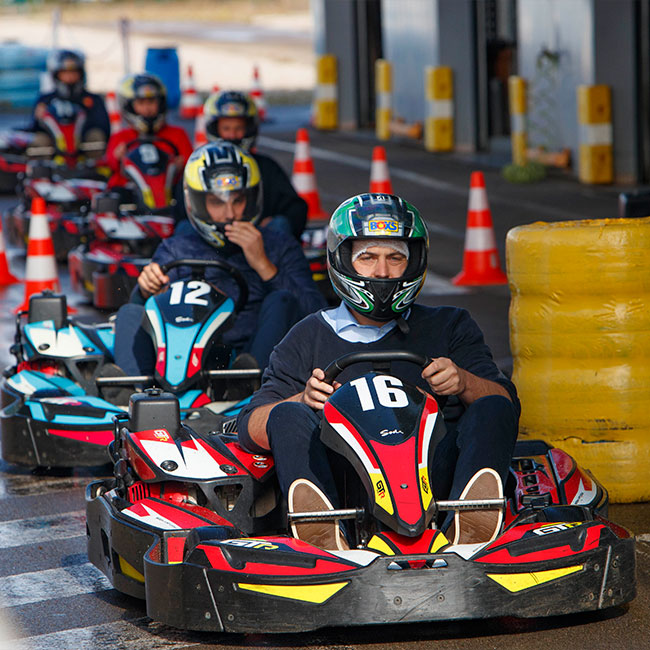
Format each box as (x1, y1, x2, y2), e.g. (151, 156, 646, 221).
(350, 375, 408, 411)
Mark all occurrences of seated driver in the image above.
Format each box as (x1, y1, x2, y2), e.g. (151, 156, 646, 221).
(104, 72, 193, 208)
(236, 192, 520, 549)
(113, 140, 326, 377)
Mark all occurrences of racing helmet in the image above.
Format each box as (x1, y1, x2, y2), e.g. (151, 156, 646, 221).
(183, 141, 263, 249)
(204, 91, 259, 151)
(117, 73, 167, 134)
(47, 49, 86, 100)
(327, 193, 429, 321)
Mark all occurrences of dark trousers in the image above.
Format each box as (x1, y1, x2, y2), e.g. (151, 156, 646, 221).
(113, 289, 300, 375)
(267, 395, 519, 530)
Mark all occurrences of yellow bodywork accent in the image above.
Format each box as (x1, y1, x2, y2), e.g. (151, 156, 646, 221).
(430, 530, 449, 553)
(236, 581, 348, 603)
(419, 467, 432, 510)
(370, 470, 393, 515)
(142, 188, 155, 209)
(119, 555, 145, 583)
(367, 535, 395, 556)
(487, 565, 584, 593)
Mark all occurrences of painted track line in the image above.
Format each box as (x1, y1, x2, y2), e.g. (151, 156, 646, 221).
(259, 135, 590, 221)
(0, 562, 112, 608)
(0, 510, 85, 549)
(9, 618, 200, 650)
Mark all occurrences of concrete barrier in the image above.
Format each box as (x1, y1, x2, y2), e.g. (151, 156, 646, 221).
(507, 217, 650, 502)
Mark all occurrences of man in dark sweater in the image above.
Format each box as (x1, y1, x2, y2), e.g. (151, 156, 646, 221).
(203, 90, 307, 238)
(113, 141, 325, 375)
(237, 193, 520, 550)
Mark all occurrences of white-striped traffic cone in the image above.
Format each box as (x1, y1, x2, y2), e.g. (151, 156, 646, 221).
(16, 197, 63, 312)
(0, 218, 18, 285)
(193, 105, 208, 147)
(291, 128, 327, 221)
(369, 145, 394, 194)
(451, 171, 508, 286)
(250, 65, 267, 122)
(105, 91, 122, 134)
(179, 64, 201, 120)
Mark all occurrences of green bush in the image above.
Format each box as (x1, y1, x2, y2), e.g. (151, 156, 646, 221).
(501, 161, 547, 183)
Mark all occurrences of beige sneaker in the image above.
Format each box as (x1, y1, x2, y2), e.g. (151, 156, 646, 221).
(447, 468, 503, 544)
(288, 479, 349, 551)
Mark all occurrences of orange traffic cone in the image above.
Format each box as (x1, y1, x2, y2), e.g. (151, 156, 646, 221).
(105, 91, 122, 134)
(369, 146, 394, 194)
(193, 105, 208, 147)
(250, 65, 267, 122)
(16, 197, 61, 312)
(0, 218, 18, 285)
(211, 84, 220, 94)
(452, 171, 508, 286)
(179, 65, 201, 119)
(292, 128, 327, 221)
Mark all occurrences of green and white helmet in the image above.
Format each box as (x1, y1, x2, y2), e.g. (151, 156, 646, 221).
(327, 193, 429, 321)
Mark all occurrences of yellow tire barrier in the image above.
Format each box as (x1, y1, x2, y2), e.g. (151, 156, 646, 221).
(508, 76, 527, 166)
(314, 54, 338, 130)
(375, 59, 392, 141)
(507, 217, 650, 502)
(424, 66, 454, 152)
(577, 84, 613, 184)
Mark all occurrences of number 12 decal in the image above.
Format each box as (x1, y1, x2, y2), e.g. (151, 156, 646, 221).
(168, 280, 210, 306)
(350, 375, 409, 411)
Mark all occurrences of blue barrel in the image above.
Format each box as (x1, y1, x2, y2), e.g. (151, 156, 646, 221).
(0, 42, 48, 108)
(145, 47, 180, 109)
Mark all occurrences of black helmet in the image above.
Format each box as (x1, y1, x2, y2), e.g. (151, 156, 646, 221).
(117, 73, 167, 134)
(183, 141, 263, 250)
(204, 90, 259, 151)
(47, 49, 86, 100)
(327, 193, 429, 321)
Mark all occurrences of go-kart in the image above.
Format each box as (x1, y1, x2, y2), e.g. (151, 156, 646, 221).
(301, 218, 335, 304)
(85, 350, 635, 633)
(1, 260, 260, 468)
(4, 101, 108, 259)
(68, 136, 178, 310)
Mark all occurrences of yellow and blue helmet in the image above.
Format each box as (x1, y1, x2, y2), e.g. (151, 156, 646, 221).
(183, 141, 263, 249)
(203, 90, 259, 151)
(117, 73, 167, 134)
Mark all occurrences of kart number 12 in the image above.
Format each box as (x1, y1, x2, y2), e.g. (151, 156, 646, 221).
(350, 375, 408, 411)
(168, 280, 210, 306)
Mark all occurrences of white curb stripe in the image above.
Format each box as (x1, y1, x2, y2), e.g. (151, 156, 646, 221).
(0, 510, 85, 549)
(0, 563, 112, 608)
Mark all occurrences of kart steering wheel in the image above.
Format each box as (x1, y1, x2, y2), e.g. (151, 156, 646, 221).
(323, 350, 430, 384)
(124, 136, 180, 157)
(161, 258, 249, 314)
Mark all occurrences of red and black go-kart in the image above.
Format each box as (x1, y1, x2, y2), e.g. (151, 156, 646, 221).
(86, 350, 635, 634)
(68, 136, 178, 310)
(4, 101, 108, 260)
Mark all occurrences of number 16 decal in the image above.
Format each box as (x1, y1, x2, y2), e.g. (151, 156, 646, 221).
(349, 375, 409, 411)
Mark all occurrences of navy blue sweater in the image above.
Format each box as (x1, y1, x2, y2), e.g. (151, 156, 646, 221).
(237, 304, 519, 444)
(137, 226, 326, 349)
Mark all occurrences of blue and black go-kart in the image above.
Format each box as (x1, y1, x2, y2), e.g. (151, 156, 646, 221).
(85, 350, 635, 633)
(1, 259, 260, 469)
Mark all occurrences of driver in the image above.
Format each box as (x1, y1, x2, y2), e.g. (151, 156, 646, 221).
(113, 140, 326, 378)
(236, 193, 520, 549)
(203, 90, 307, 238)
(28, 49, 110, 158)
(104, 72, 193, 196)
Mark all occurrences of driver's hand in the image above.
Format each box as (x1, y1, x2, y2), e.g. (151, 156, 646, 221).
(300, 368, 341, 410)
(113, 142, 127, 161)
(224, 221, 277, 281)
(34, 103, 46, 120)
(422, 357, 466, 396)
(137, 262, 169, 298)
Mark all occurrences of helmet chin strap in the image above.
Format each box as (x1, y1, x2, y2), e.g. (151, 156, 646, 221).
(396, 315, 410, 334)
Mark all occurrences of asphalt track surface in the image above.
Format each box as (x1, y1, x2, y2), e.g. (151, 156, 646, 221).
(1, 105, 649, 649)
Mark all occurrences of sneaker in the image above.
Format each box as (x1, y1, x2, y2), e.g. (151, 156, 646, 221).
(447, 468, 503, 545)
(288, 478, 349, 551)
